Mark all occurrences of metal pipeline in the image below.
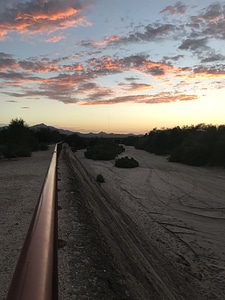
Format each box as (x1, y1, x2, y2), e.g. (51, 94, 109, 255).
(6, 143, 61, 300)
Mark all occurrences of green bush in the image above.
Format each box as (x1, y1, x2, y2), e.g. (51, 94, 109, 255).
(115, 156, 139, 168)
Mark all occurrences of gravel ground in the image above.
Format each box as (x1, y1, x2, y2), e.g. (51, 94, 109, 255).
(0, 147, 53, 300)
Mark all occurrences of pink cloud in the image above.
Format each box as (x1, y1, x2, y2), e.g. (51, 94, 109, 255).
(45, 34, 65, 43)
(0, 0, 92, 37)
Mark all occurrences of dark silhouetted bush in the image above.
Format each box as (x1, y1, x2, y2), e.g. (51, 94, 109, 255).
(115, 156, 139, 168)
(3, 119, 33, 158)
(96, 174, 105, 183)
(39, 143, 49, 151)
(65, 133, 87, 150)
(85, 140, 124, 160)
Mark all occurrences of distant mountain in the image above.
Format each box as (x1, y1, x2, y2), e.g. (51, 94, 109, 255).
(30, 123, 75, 135)
(77, 131, 136, 138)
(30, 123, 137, 138)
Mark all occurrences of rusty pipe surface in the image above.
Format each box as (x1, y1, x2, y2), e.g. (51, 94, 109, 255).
(6, 144, 60, 300)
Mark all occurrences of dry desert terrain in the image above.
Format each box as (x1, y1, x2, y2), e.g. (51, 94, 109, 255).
(75, 145, 225, 299)
(0, 147, 54, 299)
(1, 144, 225, 299)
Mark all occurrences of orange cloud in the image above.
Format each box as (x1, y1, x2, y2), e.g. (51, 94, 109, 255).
(92, 35, 121, 46)
(100, 56, 121, 70)
(3, 50, 222, 107)
(88, 56, 122, 73)
(192, 67, 225, 79)
(0, 1, 91, 36)
(26, 7, 78, 21)
(63, 63, 83, 71)
(19, 60, 60, 73)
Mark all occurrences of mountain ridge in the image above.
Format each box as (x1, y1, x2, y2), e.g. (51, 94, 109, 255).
(30, 123, 138, 138)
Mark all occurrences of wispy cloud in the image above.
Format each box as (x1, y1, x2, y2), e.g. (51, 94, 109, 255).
(45, 34, 66, 43)
(81, 23, 178, 48)
(0, 52, 18, 71)
(117, 82, 154, 93)
(81, 2, 225, 59)
(200, 52, 225, 63)
(6, 100, 19, 103)
(1, 2, 225, 109)
(19, 58, 61, 73)
(160, 1, 188, 16)
(178, 37, 209, 52)
(81, 92, 198, 106)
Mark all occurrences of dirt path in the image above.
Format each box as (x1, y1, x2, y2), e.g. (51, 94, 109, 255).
(57, 146, 130, 299)
(0, 147, 53, 300)
(74, 145, 225, 299)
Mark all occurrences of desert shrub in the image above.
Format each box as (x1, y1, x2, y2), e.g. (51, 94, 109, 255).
(115, 156, 139, 168)
(85, 140, 124, 160)
(65, 133, 87, 150)
(71, 147, 77, 152)
(169, 138, 210, 166)
(39, 143, 49, 151)
(96, 174, 105, 183)
(3, 143, 32, 159)
(2, 118, 35, 158)
(16, 144, 32, 157)
(3, 144, 17, 159)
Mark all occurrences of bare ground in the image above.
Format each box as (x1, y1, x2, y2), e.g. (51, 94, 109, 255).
(57, 147, 130, 299)
(1, 144, 225, 299)
(0, 147, 53, 300)
(73, 145, 225, 299)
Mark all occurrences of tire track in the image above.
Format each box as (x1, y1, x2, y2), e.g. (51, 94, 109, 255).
(65, 145, 202, 300)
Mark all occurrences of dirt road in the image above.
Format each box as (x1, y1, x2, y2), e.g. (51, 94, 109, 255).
(72, 145, 225, 299)
(58, 146, 130, 299)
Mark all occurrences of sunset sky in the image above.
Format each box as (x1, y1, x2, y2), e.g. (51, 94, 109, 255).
(1, 0, 225, 133)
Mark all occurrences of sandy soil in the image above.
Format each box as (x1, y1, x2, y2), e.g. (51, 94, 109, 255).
(57, 147, 130, 300)
(1, 144, 225, 299)
(0, 148, 53, 300)
(75, 145, 225, 299)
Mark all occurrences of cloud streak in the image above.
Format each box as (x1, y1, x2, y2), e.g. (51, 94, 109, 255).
(160, 1, 188, 16)
(81, 92, 198, 106)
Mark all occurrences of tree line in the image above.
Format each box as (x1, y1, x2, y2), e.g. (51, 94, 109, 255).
(125, 124, 225, 167)
(1, 119, 225, 168)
